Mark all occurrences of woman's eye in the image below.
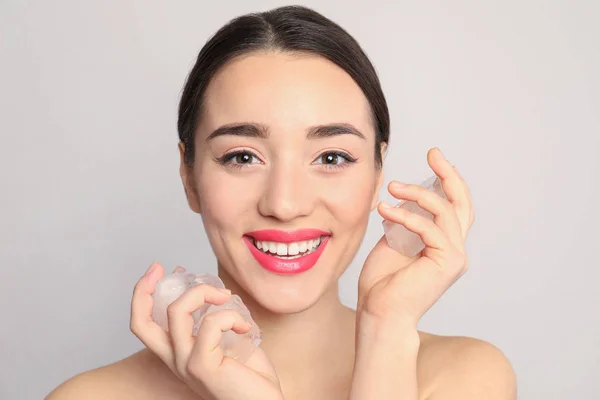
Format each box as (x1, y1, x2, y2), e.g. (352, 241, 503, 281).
(217, 151, 261, 167)
(232, 152, 256, 164)
(322, 153, 341, 165)
(314, 151, 356, 168)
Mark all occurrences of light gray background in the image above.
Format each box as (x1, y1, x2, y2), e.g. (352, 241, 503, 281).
(1, 1, 598, 399)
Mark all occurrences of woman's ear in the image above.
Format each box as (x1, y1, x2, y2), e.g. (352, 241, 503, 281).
(178, 142, 202, 214)
(370, 142, 388, 211)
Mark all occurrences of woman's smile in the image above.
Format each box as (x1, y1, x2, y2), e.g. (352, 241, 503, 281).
(243, 229, 331, 275)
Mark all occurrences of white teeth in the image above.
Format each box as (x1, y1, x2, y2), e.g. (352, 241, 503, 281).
(298, 241, 308, 253)
(268, 242, 277, 254)
(276, 243, 287, 256)
(288, 243, 299, 256)
(253, 237, 323, 257)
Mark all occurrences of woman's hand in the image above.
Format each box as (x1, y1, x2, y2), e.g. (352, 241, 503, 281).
(130, 263, 284, 400)
(357, 147, 475, 328)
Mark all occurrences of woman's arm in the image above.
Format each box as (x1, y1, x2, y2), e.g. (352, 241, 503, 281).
(349, 313, 420, 400)
(350, 312, 517, 400)
(352, 149, 516, 398)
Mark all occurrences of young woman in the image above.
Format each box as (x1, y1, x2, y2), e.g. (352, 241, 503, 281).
(48, 5, 516, 400)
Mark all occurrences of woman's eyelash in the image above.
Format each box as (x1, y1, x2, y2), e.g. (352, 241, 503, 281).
(316, 151, 358, 169)
(215, 150, 260, 169)
(215, 150, 358, 170)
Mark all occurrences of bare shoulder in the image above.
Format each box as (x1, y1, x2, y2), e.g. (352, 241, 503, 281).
(416, 332, 517, 400)
(46, 349, 196, 400)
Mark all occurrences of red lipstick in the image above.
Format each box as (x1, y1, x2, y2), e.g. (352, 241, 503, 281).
(244, 229, 330, 275)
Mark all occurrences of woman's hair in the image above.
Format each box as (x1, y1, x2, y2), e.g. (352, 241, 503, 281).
(177, 5, 390, 168)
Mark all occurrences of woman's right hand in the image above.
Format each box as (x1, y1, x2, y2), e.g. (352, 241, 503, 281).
(130, 262, 284, 400)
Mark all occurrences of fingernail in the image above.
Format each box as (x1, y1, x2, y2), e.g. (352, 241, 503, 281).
(145, 262, 158, 276)
(218, 288, 232, 295)
(392, 181, 406, 189)
(380, 201, 393, 208)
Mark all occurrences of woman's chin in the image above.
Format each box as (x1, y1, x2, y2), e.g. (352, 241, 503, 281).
(222, 247, 341, 315)
(241, 274, 332, 315)
(252, 290, 323, 315)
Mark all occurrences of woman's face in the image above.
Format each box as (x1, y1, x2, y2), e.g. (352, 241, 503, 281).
(180, 51, 384, 314)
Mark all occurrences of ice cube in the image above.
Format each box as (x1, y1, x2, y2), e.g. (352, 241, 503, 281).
(151, 271, 262, 363)
(151, 270, 197, 331)
(383, 175, 448, 257)
(195, 294, 262, 363)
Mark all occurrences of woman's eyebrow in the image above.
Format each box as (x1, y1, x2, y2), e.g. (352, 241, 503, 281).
(307, 123, 366, 140)
(206, 123, 269, 140)
(206, 122, 366, 140)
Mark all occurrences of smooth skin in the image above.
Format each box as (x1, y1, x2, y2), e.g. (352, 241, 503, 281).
(47, 51, 516, 400)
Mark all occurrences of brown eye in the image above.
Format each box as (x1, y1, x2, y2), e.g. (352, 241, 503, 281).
(235, 152, 253, 164)
(217, 150, 261, 168)
(314, 151, 356, 168)
(323, 153, 339, 164)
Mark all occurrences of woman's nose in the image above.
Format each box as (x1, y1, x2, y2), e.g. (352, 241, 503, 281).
(257, 165, 313, 222)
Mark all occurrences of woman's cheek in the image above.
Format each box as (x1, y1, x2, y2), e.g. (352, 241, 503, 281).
(317, 171, 376, 218)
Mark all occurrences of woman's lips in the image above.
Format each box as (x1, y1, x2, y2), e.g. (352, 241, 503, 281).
(243, 229, 330, 275)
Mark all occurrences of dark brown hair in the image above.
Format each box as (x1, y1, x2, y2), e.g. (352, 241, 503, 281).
(177, 5, 390, 168)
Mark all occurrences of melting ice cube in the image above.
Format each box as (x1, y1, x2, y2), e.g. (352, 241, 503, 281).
(151, 270, 261, 363)
(383, 175, 448, 257)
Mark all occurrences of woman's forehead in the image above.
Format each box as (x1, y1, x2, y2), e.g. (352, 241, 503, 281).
(199, 52, 373, 136)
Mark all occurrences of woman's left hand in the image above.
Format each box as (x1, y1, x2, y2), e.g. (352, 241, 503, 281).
(357, 147, 475, 329)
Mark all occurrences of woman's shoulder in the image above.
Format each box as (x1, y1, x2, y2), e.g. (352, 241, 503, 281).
(45, 349, 196, 400)
(46, 334, 516, 399)
(416, 331, 517, 399)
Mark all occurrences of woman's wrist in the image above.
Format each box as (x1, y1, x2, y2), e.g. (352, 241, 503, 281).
(356, 309, 421, 350)
(350, 311, 421, 400)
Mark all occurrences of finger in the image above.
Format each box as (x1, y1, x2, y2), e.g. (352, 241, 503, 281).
(452, 165, 475, 231)
(386, 182, 464, 252)
(167, 284, 232, 373)
(379, 202, 465, 273)
(173, 266, 186, 273)
(378, 201, 452, 256)
(453, 165, 475, 228)
(189, 309, 252, 370)
(130, 262, 174, 369)
(427, 148, 473, 237)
